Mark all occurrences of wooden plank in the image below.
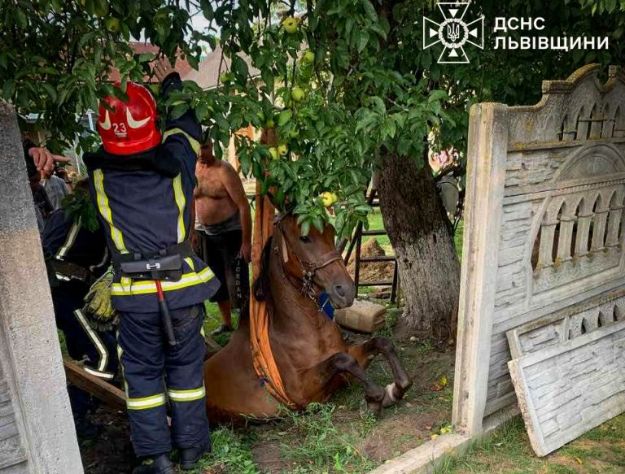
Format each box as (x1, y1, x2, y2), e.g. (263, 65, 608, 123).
(63, 359, 126, 410)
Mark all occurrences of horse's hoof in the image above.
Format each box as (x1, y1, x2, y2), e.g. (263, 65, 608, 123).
(382, 381, 412, 407)
(382, 383, 398, 407)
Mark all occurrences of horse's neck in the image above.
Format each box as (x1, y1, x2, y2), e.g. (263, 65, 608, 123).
(267, 241, 320, 330)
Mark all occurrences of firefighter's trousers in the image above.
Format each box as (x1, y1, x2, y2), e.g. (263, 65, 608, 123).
(117, 304, 210, 458)
(51, 281, 119, 417)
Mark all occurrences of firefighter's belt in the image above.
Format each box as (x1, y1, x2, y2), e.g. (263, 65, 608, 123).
(112, 241, 193, 282)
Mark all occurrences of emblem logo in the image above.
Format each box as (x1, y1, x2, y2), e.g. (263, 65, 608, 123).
(423, 1, 484, 64)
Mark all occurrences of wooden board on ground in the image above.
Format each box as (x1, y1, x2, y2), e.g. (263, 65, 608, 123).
(334, 299, 386, 333)
(64, 359, 126, 410)
(507, 312, 625, 456)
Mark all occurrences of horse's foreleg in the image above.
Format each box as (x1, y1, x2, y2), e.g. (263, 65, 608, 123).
(348, 337, 412, 407)
(312, 352, 386, 416)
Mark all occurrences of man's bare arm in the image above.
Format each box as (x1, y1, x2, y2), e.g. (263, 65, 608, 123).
(221, 163, 252, 262)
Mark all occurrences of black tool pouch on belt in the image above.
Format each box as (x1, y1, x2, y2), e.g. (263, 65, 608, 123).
(120, 254, 183, 281)
(113, 242, 192, 282)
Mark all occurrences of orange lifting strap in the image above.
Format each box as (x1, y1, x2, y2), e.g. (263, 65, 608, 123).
(249, 181, 296, 409)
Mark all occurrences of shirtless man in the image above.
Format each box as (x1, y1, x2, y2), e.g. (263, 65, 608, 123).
(194, 135, 252, 334)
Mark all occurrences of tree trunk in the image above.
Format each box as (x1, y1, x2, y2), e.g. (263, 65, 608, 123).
(378, 153, 460, 343)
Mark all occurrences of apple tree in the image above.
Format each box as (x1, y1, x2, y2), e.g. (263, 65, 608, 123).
(2, 0, 624, 340)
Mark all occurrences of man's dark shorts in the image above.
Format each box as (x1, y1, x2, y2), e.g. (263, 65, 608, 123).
(197, 228, 249, 306)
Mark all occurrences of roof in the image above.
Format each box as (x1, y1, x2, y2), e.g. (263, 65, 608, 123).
(184, 46, 260, 89)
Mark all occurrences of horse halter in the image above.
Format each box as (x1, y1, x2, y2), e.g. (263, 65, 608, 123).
(274, 219, 343, 304)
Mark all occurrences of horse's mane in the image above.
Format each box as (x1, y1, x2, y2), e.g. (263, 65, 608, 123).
(252, 236, 273, 301)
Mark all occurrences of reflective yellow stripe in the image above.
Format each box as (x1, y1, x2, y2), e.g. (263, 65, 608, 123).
(127, 393, 166, 410)
(56, 219, 81, 259)
(173, 174, 186, 243)
(74, 309, 108, 372)
(168, 386, 205, 402)
(84, 367, 115, 380)
(93, 169, 127, 253)
(111, 267, 214, 296)
(162, 127, 201, 156)
(184, 257, 195, 271)
(116, 342, 129, 396)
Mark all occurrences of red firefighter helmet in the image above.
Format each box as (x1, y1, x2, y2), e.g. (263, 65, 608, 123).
(97, 81, 161, 155)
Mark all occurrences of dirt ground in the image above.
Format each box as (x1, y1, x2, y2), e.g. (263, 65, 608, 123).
(79, 311, 455, 473)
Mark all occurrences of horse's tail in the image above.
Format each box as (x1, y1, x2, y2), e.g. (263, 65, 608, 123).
(252, 236, 273, 302)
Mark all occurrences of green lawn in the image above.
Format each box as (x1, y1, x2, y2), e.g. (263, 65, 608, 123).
(364, 208, 391, 250)
(364, 208, 464, 258)
(436, 414, 625, 474)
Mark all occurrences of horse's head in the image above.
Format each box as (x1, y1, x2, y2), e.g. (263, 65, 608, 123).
(275, 214, 355, 309)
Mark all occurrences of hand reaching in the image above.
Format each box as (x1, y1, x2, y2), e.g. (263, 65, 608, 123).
(153, 56, 175, 82)
(29, 147, 69, 176)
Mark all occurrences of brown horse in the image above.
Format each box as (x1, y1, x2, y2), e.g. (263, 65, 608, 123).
(203, 214, 412, 422)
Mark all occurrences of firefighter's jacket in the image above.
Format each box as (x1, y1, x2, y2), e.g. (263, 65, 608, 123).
(84, 73, 218, 313)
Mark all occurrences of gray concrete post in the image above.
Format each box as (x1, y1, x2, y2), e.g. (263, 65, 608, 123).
(0, 102, 83, 473)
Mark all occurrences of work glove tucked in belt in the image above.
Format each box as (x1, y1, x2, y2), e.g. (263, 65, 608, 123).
(83, 270, 118, 331)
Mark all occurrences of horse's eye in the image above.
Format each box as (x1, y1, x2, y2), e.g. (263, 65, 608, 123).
(299, 236, 312, 243)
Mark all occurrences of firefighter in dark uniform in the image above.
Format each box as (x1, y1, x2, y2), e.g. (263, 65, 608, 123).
(42, 180, 118, 435)
(83, 59, 218, 473)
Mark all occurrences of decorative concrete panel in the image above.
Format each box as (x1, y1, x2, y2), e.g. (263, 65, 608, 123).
(453, 64, 625, 435)
(508, 311, 625, 456)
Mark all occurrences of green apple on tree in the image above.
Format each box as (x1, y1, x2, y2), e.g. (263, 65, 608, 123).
(291, 86, 305, 102)
(320, 192, 338, 207)
(277, 144, 288, 156)
(105, 18, 120, 33)
(302, 50, 315, 64)
(269, 147, 280, 160)
(281, 16, 299, 34)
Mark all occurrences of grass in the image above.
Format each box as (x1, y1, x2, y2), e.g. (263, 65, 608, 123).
(454, 220, 464, 258)
(435, 413, 625, 474)
(364, 209, 391, 250)
(275, 403, 377, 473)
(203, 300, 239, 346)
(187, 303, 456, 473)
(189, 427, 259, 474)
(185, 392, 385, 474)
(364, 208, 464, 258)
